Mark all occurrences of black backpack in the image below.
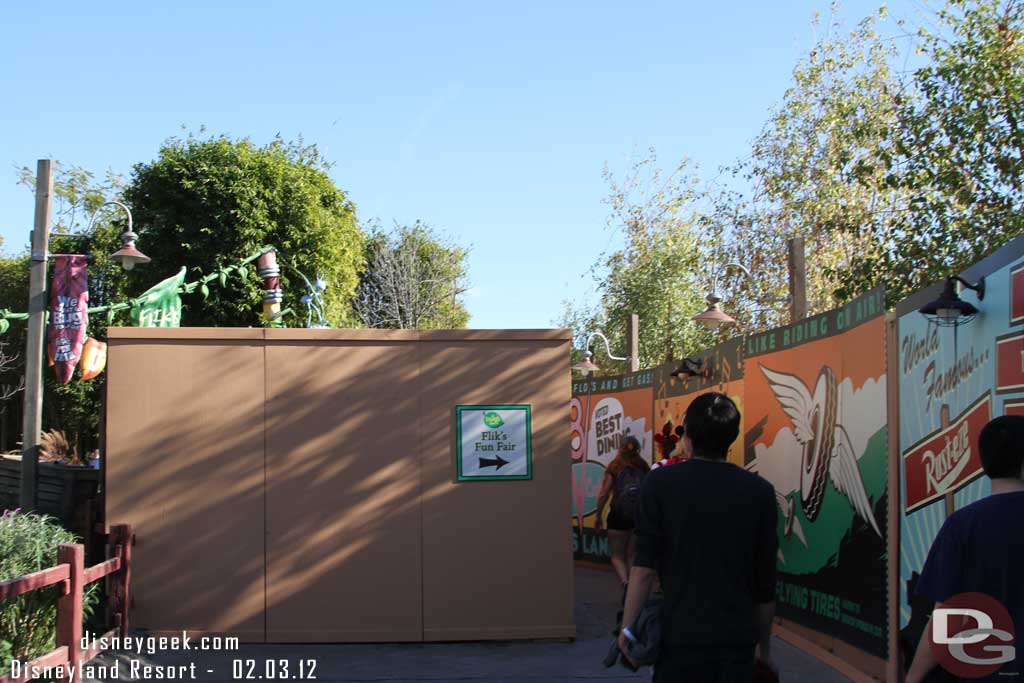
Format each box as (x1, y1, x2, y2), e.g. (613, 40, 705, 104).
(610, 465, 645, 523)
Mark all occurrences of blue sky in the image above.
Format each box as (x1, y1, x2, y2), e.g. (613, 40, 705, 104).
(0, 1, 922, 328)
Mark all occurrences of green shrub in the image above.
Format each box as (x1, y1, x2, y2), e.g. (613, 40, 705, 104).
(0, 510, 98, 664)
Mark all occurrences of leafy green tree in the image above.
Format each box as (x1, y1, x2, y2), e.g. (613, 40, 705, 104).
(566, 1, 1024, 348)
(560, 152, 716, 372)
(121, 134, 365, 327)
(714, 1, 1024, 310)
(714, 7, 909, 322)
(16, 162, 125, 238)
(354, 221, 470, 329)
(862, 0, 1024, 303)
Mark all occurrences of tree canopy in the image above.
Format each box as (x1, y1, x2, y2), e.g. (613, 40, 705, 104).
(869, 0, 1024, 303)
(355, 221, 470, 329)
(121, 134, 365, 328)
(560, 152, 717, 371)
(562, 0, 1024, 363)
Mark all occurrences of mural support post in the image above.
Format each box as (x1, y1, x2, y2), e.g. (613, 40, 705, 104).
(627, 314, 639, 372)
(886, 313, 901, 683)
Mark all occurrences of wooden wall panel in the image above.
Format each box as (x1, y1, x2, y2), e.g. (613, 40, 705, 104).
(418, 339, 575, 641)
(264, 342, 422, 642)
(106, 336, 266, 641)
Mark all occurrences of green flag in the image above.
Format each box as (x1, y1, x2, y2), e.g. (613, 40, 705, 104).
(131, 267, 186, 328)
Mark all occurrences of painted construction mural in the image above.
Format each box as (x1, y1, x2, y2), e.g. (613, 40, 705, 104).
(569, 288, 890, 658)
(569, 238, 1024, 666)
(570, 369, 654, 563)
(744, 288, 889, 657)
(654, 338, 745, 467)
(896, 237, 1024, 661)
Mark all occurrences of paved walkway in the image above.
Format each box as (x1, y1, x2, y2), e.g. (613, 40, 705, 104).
(85, 568, 852, 682)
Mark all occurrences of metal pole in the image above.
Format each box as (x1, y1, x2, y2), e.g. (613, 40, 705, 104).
(626, 314, 639, 372)
(20, 160, 52, 510)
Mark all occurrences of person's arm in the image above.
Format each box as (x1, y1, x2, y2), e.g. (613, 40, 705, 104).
(622, 567, 657, 629)
(753, 483, 779, 668)
(618, 566, 657, 663)
(617, 473, 662, 663)
(594, 471, 614, 529)
(906, 614, 940, 683)
(755, 602, 775, 665)
(907, 519, 962, 682)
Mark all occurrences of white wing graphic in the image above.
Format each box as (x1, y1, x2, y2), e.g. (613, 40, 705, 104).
(790, 507, 807, 546)
(759, 365, 814, 443)
(829, 425, 882, 537)
(775, 489, 808, 548)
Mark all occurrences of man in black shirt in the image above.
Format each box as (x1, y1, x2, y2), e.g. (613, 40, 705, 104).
(906, 415, 1024, 682)
(618, 392, 779, 681)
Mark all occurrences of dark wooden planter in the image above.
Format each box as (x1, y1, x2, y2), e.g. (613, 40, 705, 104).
(0, 456, 102, 555)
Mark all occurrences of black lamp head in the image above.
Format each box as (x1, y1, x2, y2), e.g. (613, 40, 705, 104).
(918, 276, 985, 327)
(671, 357, 707, 379)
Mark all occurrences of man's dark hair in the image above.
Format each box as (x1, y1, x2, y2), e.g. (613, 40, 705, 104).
(683, 392, 740, 460)
(674, 425, 685, 438)
(979, 415, 1024, 479)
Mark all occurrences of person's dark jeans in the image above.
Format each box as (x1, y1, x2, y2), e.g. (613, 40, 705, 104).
(654, 645, 755, 682)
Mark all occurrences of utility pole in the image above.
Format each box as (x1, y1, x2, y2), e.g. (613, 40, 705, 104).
(787, 236, 807, 323)
(626, 313, 639, 372)
(20, 160, 52, 510)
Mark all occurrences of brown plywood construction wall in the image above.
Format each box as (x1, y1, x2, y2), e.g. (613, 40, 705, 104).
(105, 328, 574, 643)
(264, 336, 422, 642)
(418, 335, 574, 641)
(105, 330, 267, 641)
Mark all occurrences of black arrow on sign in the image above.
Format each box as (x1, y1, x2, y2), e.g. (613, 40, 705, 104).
(478, 455, 509, 470)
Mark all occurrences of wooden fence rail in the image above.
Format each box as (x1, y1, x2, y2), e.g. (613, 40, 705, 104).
(0, 523, 132, 683)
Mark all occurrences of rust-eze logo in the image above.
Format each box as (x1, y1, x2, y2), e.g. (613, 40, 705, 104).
(903, 395, 990, 513)
(930, 592, 1017, 678)
(924, 420, 971, 494)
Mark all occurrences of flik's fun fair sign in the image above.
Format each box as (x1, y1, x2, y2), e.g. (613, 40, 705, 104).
(455, 405, 532, 481)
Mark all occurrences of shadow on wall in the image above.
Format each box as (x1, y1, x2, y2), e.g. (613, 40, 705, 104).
(106, 333, 571, 641)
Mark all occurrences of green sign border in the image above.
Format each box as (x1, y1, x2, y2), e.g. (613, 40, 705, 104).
(455, 404, 533, 482)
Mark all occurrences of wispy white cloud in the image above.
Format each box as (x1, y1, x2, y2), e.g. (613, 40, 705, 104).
(397, 82, 464, 167)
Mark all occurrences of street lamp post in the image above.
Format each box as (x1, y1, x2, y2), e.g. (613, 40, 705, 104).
(571, 331, 629, 373)
(19, 165, 150, 509)
(95, 201, 151, 271)
(569, 330, 630, 547)
(692, 262, 790, 332)
(19, 161, 53, 509)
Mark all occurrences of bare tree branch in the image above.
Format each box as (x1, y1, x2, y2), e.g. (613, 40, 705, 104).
(0, 343, 24, 403)
(355, 222, 470, 330)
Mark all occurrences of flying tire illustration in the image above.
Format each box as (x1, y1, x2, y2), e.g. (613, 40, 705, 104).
(801, 366, 837, 521)
(760, 364, 882, 538)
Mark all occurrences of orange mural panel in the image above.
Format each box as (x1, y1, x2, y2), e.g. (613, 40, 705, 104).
(743, 289, 889, 658)
(655, 378, 745, 466)
(653, 338, 746, 466)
